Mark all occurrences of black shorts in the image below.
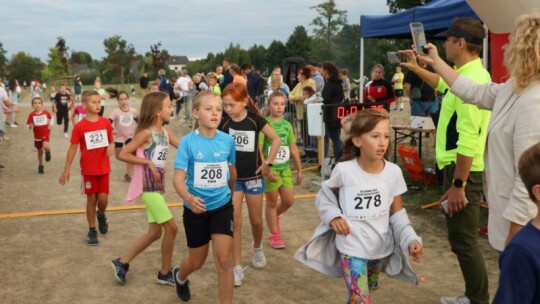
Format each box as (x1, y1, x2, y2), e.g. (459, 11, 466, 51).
(114, 138, 132, 149)
(394, 89, 404, 97)
(183, 201, 233, 248)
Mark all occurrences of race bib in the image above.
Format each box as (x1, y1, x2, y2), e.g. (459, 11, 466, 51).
(194, 161, 228, 188)
(32, 114, 47, 126)
(229, 128, 255, 152)
(119, 115, 133, 127)
(342, 186, 389, 221)
(151, 144, 168, 168)
(269, 146, 290, 164)
(84, 129, 108, 150)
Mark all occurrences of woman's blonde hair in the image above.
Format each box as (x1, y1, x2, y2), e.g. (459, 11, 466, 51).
(504, 13, 540, 93)
(338, 109, 389, 163)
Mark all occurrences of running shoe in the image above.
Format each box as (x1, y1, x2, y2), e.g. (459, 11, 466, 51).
(173, 267, 191, 301)
(156, 270, 175, 286)
(268, 233, 285, 249)
(233, 266, 245, 287)
(38, 165, 44, 174)
(45, 151, 51, 162)
(252, 244, 266, 269)
(97, 211, 108, 234)
(111, 258, 129, 285)
(440, 295, 471, 304)
(87, 229, 99, 246)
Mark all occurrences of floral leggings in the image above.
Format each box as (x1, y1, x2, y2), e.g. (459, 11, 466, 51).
(341, 254, 382, 304)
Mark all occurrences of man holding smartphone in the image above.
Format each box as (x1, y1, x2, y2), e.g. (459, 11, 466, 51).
(402, 18, 490, 304)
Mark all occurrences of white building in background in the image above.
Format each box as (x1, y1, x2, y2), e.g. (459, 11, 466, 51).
(167, 55, 189, 72)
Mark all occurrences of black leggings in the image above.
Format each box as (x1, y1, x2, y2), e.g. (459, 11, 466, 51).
(56, 110, 69, 133)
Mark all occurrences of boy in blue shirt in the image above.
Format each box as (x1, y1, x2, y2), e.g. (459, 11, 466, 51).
(493, 142, 540, 304)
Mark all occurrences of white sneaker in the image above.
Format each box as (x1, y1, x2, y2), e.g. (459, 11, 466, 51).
(233, 266, 244, 287)
(440, 295, 471, 304)
(63, 133, 69, 138)
(10, 124, 17, 128)
(252, 244, 266, 269)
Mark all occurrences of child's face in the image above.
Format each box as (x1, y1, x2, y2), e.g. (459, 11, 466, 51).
(83, 95, 102, 114)
(302, 91, 310, 99)
(149, 85, 159, 93)
(353, 119, 390, 161)
(194, 96, 223, 130)
(60, 86, 66, 94)
(208, 78, 217, 86)
(271, 82, 280, 91)
(94, 82, 101, 89)
(371, 68, 384, 80)
(32, 99, 43, 111)
(159, 98, 173, 123)
(222, 95, 246, 119)
(118, 93, 129, 108)
(267, 96, 286, 118)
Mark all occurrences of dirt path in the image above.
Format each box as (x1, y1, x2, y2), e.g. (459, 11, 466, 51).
(0, 94, 500, 303)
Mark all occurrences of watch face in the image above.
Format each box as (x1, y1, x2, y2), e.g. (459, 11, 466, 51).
(453, 178, 464, 187)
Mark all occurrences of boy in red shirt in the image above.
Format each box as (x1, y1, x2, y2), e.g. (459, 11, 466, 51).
(59, 90, 114, 245)
(27, 97, 53, 174)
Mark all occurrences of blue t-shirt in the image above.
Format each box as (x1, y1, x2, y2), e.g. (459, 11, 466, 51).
(174, 130, 235, 211)
(493, 221, 540, 304)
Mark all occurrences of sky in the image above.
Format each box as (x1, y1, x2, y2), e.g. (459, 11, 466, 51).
(0, 0, 389, 62)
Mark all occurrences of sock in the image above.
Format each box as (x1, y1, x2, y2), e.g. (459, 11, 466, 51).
(89, 227, 96, 231)
(176, 272, 186, 285)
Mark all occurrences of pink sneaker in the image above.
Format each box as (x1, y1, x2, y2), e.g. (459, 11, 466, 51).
(268, 233, 285, 249)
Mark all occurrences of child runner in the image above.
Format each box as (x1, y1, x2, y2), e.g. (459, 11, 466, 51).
(26, 97, 53, 174)
(149, 81, 159, 93)
(108, 89, 139, 182)
(94, 80, 107, 117)
(111, 92, 179, 286)
(317, 109, 423, 303)
(71, 103, 87, 125)
(219, 82, 281, 287)
(53, 84, 72, 138)
(59, 90, 114, 246)
(172, 90, 237, 303)
(258, 92, 302, 249)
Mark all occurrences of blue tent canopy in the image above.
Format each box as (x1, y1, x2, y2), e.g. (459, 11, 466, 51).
(360, 0, 480, 38)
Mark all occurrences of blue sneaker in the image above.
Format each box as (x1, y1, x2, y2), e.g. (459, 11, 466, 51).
(111, 258, 129, 285)
(156, 270, 174, 286)
(87, 229, 99, 246)
(173, 267, 191, 301)
(97, 211, 108, 234)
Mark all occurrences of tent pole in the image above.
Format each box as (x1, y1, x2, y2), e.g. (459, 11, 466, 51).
(360, 37, 364, 103)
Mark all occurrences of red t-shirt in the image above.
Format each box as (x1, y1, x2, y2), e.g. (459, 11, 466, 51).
(71, 117, 113, 175)
(27, 110, 52, 140)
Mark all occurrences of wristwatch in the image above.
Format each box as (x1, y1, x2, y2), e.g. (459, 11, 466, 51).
(264, 161, 273, 167)
(452, 178, 467, 188)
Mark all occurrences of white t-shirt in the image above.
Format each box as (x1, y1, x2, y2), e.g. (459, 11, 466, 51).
(174, 77, 191, 98)
(326, 159, 407, 259)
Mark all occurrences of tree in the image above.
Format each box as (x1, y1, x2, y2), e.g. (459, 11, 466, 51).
(334, 24, 361, 78)
(7, 52, 43, 84)
(103, 35, 136, 84)
(265, 40, 288, 73)
(386, 0, 433, 13)
(41, 48, 65, 82)
(55, 37, 70, 75)
(285, 26, 312, 59)
(149, 42, 170, 74)
(247, 44, 267, 72)
(223, 43, 250, 65)
(310, 0, 347, 60)
(71, 51, 93, 65)
(0, 42, 7, 77)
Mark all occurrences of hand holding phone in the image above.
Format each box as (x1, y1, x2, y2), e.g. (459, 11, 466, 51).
(410, 22, 427, 55)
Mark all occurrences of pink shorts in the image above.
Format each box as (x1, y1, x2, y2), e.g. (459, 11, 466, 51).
(81, 174, 110, 194)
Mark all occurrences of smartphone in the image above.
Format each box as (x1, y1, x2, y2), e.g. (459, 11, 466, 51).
(440, 198, 469, 214)
(410, 22, 427, 55)
(387, 51, 403, 64)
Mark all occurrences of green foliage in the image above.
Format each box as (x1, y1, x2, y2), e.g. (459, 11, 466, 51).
(265, 40, 288, 73)
(285, 26, 312, 59)
(41, 48, 66, 82)
(248, 44, 267, 72)
(334, 24, 361, 78)
(310, 0, 347, 60)
(79, 69, 101, 85)
(149, 42, 170, 73)
(0, 42, 7, 78)
(386, 0, 433, 13)
(71, 51, 93, 65)
(7, 52, 43, 84)
(223, 43, 250, 65)
(102, 35, 136, 84)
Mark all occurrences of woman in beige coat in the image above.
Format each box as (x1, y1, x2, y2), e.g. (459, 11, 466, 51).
(414, 14, 540, 252)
